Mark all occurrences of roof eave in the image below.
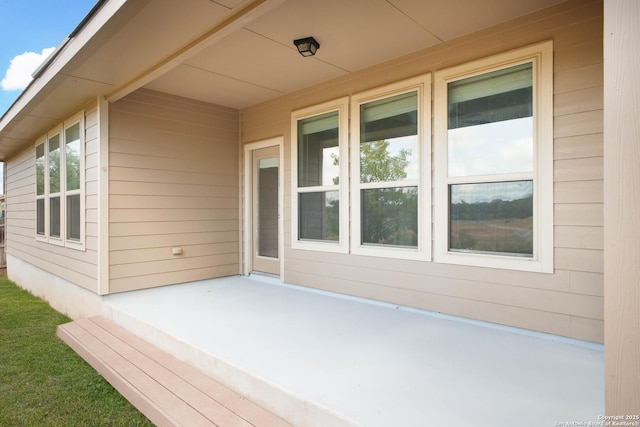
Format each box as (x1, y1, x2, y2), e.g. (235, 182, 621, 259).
(0, 0, 127, 159)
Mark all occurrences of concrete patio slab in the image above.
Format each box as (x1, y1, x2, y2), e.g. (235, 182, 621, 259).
(102, 275, 604, 427)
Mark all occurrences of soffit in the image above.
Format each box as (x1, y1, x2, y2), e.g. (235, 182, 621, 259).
(143, 0, 566, 108)
(0, 0, 568, 159)
(61, 0, 236, 88)
(389, 0, 565, 41)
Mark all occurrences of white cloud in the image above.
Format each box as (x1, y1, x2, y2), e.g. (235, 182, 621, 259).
(1, 47, 55, 91)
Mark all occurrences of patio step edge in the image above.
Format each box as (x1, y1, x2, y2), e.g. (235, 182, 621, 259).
(57, 315, 293, 427)
(101, 307, 362, 427)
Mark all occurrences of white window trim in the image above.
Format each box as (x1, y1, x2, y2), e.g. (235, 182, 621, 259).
(291, 97, 349, 253)
(34, 110, 86, 251)
(350, 74, 431, 260)
(433, 41, 553, 273)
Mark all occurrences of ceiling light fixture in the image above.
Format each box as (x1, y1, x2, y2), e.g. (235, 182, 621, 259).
(293, 37, 320, 57)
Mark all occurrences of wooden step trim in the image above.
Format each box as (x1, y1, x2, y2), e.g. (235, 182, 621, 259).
(57, 316, 291, 427)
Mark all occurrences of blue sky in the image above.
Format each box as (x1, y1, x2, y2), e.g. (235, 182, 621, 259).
(0, 0, 97, 116)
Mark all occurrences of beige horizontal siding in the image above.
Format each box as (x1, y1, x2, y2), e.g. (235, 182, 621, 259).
(241, 0, 604, 342)
(109, 265, 239, 294)
(5, 105, 100, 292)
(109, 89, 240, 292)
(110, 242, 238, 265)
(554, 180, 603, 203)
(555, 226, 603, 250)
(110, 231, 238, 251)
(554, 134, 603, 160)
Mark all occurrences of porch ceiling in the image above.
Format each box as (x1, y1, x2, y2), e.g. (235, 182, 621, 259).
(0, 0, 566, 160)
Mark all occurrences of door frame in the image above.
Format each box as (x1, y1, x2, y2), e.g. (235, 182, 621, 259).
(243, 137, 284, 278)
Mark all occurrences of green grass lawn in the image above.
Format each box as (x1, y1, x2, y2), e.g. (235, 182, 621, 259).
(0, 276, 154, 427)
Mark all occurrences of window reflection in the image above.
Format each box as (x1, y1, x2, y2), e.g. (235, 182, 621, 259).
(36, 199, 45, 235)
(299, 191, 339, 241)
(448, 117, 533, 177)
(48, 134, 60, 194)
(448, 63, 533, 178)
(36, 144, 45, 197)
(298, 111, 340, 187)
(449, 181, 533, 256)
(67, 194, 81, 240)
(360, 91, 418, 184)
(66, 123, 81, 191)
(50, 196, 61, 238)
(362, 187, 418, 247)
(360, 135, 417, 183)
(448, 63, 533, 128)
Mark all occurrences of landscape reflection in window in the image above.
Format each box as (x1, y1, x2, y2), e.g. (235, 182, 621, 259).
(449, 181, 533, 256)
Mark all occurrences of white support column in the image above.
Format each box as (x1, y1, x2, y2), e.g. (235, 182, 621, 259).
(97, 96, 110, 295)
(603, 0, 640, 414)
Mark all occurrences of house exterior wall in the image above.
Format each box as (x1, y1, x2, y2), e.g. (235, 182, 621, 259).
(241, 0, 604, 342)
(108, 89, 240, 293)
(6, 102, 100, 293)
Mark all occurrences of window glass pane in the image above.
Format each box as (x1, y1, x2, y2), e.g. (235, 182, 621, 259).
(299, 191, 339, 241)
(48, 134, 61, 194)
(448, 63, 533, 129)
(36, 199, 45, 235)
(65, 123, 81, 191)
(449, 181, 533, 256)
(448, 117, 533, 177)
(65, 122, 80, 142)
(361, 187, 417, 247)
(258, 159, 278, 258)
(36, 143, 45, 196)
(361, 92, 418, 183)
(50, 196, 61, 238)
(360, 136, 418, 183)
(67, 194, 81, 240)
(448, 63, 533, 177)
(298, 111, 339, 187)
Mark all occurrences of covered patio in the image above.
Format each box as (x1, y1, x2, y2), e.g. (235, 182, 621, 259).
(99, 275, 603, 427)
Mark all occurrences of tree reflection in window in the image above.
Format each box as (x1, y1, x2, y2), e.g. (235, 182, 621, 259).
(359, 138, 417, 247)
(359, 89, 419, 248)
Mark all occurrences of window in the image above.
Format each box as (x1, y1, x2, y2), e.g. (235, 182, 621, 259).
(291, 97, 349, 252)
(65, 122, 82, 241)
(35, 112, 85, 249)
(48, 131, 62, 238)
(350, 74, 431, 260)
(434, 41, 553, 272)
(36, 141, 46, 236)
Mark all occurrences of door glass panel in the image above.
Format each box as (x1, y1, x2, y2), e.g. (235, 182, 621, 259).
(258, 158, 279, 258)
